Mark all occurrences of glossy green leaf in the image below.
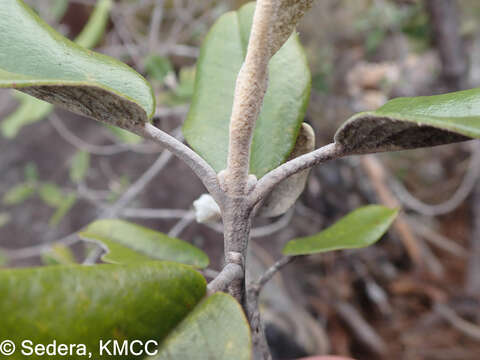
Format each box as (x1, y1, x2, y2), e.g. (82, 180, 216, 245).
(283, 205, 398, 256)
(78, 219, 209, 268)
(0, 262, 206, 360)
(49, 193, 77, 227)
(74, 0, 112, 49)
(183, 2, 311, 178)
(2, 183, 36, 205)
(70, 151, 90, 183)
(150, 293, 252, 360)
(335, 88, 480, 155)
(0, 0, 155, 131)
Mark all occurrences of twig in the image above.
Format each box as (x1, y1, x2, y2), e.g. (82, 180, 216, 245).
(407, 216, 467, 258)
(334, 301, 387, 356)
(207, 263, 244, 294)
(249, 143, 348, 208)
(101, 149, 173, 218)
(435, 303, 480, 341)
(136, 123, 223, 203)
(223, 0, 276, 195)
(390, 142, 480, 216)
(49, 114, 144, 156)
(250, 256, 296, 294)
(120, 208, 191, 219)
(360, 155, 422, 265)
(148, 0, 165, 52)
(168, 211, 195, 237)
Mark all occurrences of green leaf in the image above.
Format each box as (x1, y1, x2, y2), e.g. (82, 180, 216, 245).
(49, 193, 77, 227)
(38, 183, 65, 208)
(1, 0, 115, 138)
(78, 219, 209, 268)
(51, 0, 69, 21)
(335, 88, 480, 155)
(145, 54, 173, 83)
(183, 2, 311, 178)
(283, 205, 398, 256)
(150, 293, 252, 360)
(23, 162, 38, 182)
(0, 262, 206, 360)
(0, 0, 155, 131)
(1, 92, 53, 138)
(41, 244, 77, 266)
(2, 183, 36, 205)
(259, 123, 315, 217)
(105, 124, 143, 144)
(74, 0, 112, 49)
(0, 212, 11, 228)
(70, 150, 90, 183)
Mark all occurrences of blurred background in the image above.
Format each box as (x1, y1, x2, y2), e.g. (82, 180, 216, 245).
(1, 0, 480, 359)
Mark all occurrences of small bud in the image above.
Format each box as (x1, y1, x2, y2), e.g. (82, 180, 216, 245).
(193, 194, 221, 224)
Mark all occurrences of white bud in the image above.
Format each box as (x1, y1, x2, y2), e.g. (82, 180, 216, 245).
(193, 194, 221, 224)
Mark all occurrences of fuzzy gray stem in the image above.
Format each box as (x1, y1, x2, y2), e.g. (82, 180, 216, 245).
(224, 0, 275, 195)
(207, 263, 244, 294)
(249, 142, 348, 208)
(135, 123, 224, 203)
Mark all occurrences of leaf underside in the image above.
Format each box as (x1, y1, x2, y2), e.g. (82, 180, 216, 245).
(0, 0, 155, 130)
(335, 88, 480, 154)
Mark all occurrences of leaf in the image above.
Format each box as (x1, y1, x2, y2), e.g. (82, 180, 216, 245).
(49, 193, 77, 227)
(0, 262, 206, 360)
(105, 124, 143, 144)
(150, 293, 252, 360)
(38, 183, 65, 208)
(70, 150, 90, 183)
(23, 162, 38, 182)
(183, 2, 311, 178)
(74, 0, 112, 49)
(0, 0, 155, 131)
(2, 183, 36, 205)
(0, 213, 11, 228)
(145, 54, 174, 83)
(335, 88, 480, 155)
(51, 0, 69, 21)
(41, 244, 77, 266)
(78, 219, 209, 268)
(270, 0, 314, 57)
(1, 92, 53, 138)
(259, 123, 315, 217)
(283, 205, 398, 256)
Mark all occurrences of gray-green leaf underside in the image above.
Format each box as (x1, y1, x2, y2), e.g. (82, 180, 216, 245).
(0, 0, 155, 131)
(335, 88, 480, 154)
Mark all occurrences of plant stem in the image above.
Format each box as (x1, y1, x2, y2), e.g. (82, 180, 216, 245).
(249, 142, 348, 208)
(224, 0, 275, 196)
